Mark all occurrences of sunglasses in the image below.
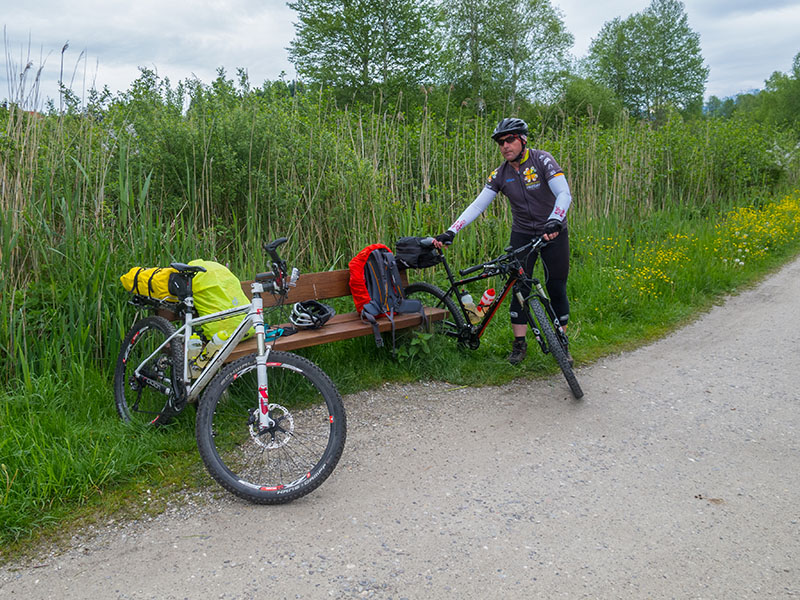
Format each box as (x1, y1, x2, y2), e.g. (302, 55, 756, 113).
(496, 134, 518, 146)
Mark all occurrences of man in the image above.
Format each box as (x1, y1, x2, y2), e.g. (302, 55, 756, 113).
(433, 117, 573, 365)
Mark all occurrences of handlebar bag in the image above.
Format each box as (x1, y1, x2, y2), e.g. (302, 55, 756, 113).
(394, 236, 442, 269)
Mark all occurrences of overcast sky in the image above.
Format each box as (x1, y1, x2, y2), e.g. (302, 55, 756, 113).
(2, 0, 799, 108)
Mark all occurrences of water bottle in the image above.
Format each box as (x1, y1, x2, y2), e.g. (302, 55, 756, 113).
(477, 288, 496, 314)
(187, 335, 203, 378)
(459, 290, 473, 305)
(196, 331, 229, 369)
(460, 290, 480, 325)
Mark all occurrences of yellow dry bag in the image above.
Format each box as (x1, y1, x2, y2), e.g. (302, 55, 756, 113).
(119, 266, 178, 302)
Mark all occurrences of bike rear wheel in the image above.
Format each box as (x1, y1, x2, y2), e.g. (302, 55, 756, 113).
(403, 282, 466, 338)
(114, 316, 184, 426)
(528, 299, 583, 399)
(195, 351, 346, 504)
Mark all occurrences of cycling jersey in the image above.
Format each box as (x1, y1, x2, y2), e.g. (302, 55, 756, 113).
(448, 148, 570, 236)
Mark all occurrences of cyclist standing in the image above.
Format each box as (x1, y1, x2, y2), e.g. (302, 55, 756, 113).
(433, 117, 573, 365)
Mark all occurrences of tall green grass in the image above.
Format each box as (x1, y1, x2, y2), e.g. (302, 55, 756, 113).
(1, 67, 799, 548)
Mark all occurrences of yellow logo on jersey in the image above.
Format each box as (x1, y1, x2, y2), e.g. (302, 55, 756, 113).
(524, 167, 538, 184)
(487, 168, 498, 183)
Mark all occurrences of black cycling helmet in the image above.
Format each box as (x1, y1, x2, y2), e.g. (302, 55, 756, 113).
(491, 117, 528, 141)
(290, 300, 336, 330)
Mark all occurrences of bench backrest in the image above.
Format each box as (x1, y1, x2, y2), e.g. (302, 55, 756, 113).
(240, 269, 409, 308)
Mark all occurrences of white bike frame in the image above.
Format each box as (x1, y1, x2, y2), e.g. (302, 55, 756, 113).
(133, 280, 280, 429)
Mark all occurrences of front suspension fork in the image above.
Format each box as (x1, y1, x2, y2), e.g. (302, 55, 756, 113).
(517, 285, 548, 351)
(251, 285, 275, 430)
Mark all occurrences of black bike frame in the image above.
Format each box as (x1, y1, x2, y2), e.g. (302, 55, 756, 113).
(424, 238, 563, 354)
(438, 255, 522, 339)
(433, 239, 556, 349)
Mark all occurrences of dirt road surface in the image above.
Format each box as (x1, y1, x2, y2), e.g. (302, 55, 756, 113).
(2, 257, 799, 599)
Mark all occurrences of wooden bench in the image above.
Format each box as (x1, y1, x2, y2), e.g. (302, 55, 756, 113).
(224, 269, 446, 362)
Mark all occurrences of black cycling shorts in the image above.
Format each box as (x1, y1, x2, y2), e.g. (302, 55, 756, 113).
(508, 229, 570, 325)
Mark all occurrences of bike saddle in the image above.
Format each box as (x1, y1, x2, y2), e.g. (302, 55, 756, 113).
(170, 263, 207, 275)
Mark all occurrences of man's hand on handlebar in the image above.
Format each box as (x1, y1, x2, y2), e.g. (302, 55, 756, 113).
(542, 219, 563, 242)
(432, 230, 455, 249)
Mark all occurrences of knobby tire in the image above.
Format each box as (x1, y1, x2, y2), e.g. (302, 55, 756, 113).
(528, 299, 583, 399)
(403, 281, 466, 338)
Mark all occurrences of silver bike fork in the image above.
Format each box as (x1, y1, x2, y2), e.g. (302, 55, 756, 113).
(250, 282, 275, 430)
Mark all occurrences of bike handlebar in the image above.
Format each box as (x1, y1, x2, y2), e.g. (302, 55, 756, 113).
(459, 263, 484, 276)
(263, 237, 288, 263)
(451, 236, 547, 277)
(420, 236, 436, 247)
(416, 232, 548, 278)
(256, 237, 297, 294)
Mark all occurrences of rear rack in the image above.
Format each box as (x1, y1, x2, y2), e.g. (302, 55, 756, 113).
(127, 294, 192, 319)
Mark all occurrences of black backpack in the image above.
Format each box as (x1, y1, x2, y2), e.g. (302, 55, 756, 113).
(348, 243, 426, 349)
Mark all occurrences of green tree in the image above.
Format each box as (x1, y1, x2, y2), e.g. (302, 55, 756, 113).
(287, 0, 440, 97)
(586, 17, 642, 111)
(495, 0, 573, 104)
(715, 50, 800, 134)
(440, 0, 498, 107)
(587, 0, 708, 116)
(759, 50, 800, 132)
(705, 95, 736, 119)
(559, 75, 623, 127)
(639, 0, 707, 116)
(442, 0, 572, 109)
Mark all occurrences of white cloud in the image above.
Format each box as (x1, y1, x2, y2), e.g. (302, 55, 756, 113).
(697, 4, 800, 97)
(555, 0, 641, 57)
(692, 0, 799, 17)
(3, 0, 296, 104)
(556, 0, 800, 99)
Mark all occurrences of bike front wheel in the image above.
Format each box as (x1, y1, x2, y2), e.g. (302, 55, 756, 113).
(528, 299, 584, 399)
(403, 282, 466, 339)
(114, 316, 184, 426)
(195, 351, 347, 504)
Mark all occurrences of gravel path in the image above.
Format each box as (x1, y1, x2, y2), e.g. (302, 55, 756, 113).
(2, 257, 799, 599)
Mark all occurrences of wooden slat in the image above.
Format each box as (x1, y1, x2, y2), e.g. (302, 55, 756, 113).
(225, 306, 446, 362)
(240, 269, 410, 306)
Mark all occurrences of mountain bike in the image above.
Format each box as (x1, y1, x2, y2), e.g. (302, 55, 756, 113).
(404, 236, 583, 399)
(113, 238, 347, 504)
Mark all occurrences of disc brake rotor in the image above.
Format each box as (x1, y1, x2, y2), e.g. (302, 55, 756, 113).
(249, 404, 294, 449)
